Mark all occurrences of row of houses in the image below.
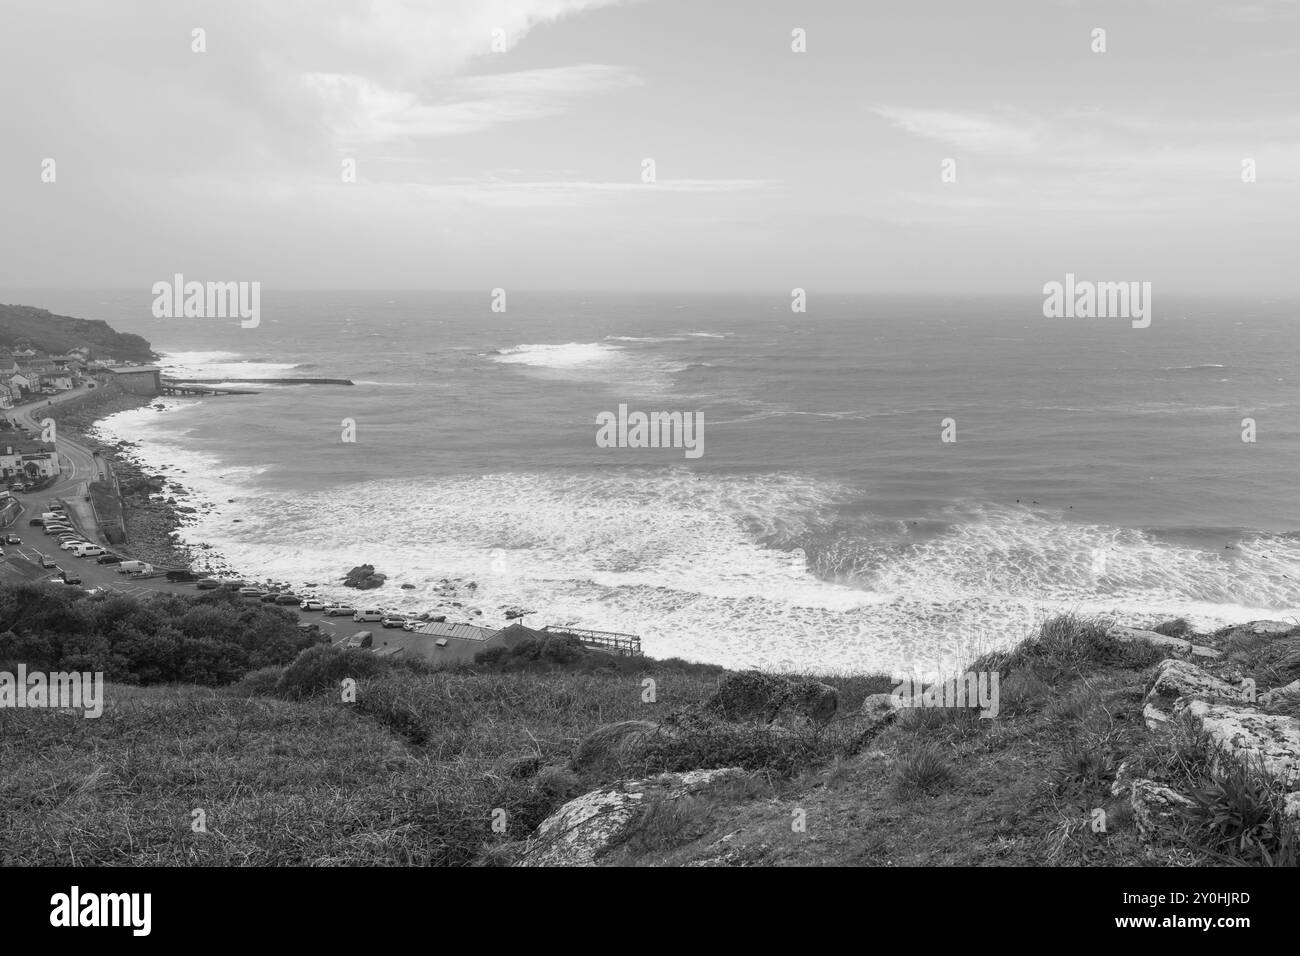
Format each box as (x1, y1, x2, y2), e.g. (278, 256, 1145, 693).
(0, 345, 90, 409)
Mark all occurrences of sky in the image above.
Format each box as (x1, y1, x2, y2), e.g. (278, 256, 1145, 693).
(0, 0, 1297, 294)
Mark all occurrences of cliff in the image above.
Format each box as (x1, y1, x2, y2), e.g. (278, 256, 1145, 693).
(0, 304, 154, 361)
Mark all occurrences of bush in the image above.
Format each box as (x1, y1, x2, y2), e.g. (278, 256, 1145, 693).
(274, 645, 387, 700)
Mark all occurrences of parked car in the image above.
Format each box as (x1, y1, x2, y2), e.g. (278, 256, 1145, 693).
(117, 560, 152, 575)
(96, 554, 123, 565)
(381, 616, 408, 629)
(40, 556, 58, 568)
(297, 621, 321, 635)
(165, 570, 198, 582)
(353, 608, 384, 622)
(61, 574, 82, 585)
(326, 605, 356, 616)
(59, 540, 89, 551)
(74, 545, 106, 558)
(28, 518, 43, 527)
(275, 593, 300, 605)
(259, 592, 281, 603)
(239, 587, 267, 598)
(195, 578, 221, 589)
(402, 620, 423, 631)
(220, 579, 246, 590)
(299, 600, 327, 611)
(4, 534, 20, 545)
(345, 631, 374, 649)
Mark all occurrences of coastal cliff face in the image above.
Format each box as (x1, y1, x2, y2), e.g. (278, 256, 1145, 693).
(0, 304, 154, 361)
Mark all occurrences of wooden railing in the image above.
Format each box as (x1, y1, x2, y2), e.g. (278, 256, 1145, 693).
(542, 625, 642, 656)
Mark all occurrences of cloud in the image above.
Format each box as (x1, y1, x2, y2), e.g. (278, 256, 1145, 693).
(303, 64, 643, 143)
(870, 107, 1043, 154)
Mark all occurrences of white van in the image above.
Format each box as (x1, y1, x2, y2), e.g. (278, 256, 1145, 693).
(118, 560, 153, 575)
(353, 608, 384, 622)
(73, 544, 106, 558)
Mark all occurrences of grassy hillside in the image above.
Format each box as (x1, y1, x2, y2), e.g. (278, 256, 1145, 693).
(1, 589, 1296, 867)
(0, 303, 154, 361)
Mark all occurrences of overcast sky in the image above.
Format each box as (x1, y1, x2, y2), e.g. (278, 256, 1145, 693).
(1, 0, 1297, 293)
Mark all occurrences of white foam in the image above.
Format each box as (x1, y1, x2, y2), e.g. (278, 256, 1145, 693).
(70, 418, 1300, 673)
(492, 342, 626, 369)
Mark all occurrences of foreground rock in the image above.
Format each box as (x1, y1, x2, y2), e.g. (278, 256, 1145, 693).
(1108, 625, 1220, 660)
(514, 768, 746, 866)
(1175, 699, 1300, 788)
(1142, 659, 1245, 729)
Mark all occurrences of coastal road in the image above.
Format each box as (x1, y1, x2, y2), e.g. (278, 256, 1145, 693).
(2, 387, 395, 647)
(5, 383, 113, 542)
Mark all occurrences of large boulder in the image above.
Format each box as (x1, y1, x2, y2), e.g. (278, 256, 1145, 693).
(703, 672, 839, 729)
(1142, 659, 1245, 729)
(515, 768, 746, 866)
(1175, 699, 1300, 788)
(343, 564, 386, 589)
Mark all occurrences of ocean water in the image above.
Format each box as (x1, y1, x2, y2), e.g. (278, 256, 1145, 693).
(17, 289, 1300, 673)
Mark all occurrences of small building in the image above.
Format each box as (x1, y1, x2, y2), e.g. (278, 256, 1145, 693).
(106, 365, 162, 396)
(0, 444, 60, 481)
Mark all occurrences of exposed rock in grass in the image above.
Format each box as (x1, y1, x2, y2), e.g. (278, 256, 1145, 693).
(1175, 699, 1300, 789)
(1108, 625, 1220, 659)
(1143, 659, 1245, 728)
(1126, 779, 1196, 838)
(514, 767, 746, 867)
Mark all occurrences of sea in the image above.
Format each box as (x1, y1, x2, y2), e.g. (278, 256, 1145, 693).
(11, 289, 1300, 674)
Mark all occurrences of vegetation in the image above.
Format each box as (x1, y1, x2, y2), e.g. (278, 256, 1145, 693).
(0, 304, 154, 361)
(0, 581, 312, 685)
(1, 598, 1295, 867)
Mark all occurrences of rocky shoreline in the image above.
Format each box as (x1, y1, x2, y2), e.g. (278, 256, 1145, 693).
(46, 386, 204, 569)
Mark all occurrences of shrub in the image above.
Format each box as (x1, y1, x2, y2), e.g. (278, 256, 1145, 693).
(1182, 754, 1297, 866)
(274, 645, 387, 700)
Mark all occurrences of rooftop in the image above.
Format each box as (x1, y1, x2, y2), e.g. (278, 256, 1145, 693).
(413, 621, 501, 642)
